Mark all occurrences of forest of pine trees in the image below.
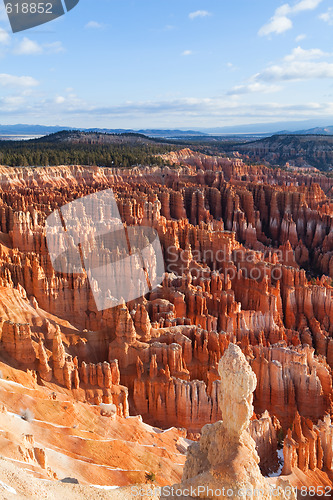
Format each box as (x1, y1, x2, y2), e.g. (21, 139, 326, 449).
(0, 137, 175, 168)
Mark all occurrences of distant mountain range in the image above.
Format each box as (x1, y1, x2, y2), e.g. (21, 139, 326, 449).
(0, 124, 208, 139)
(200, 119, 333, 135)
(1, 120, 333, 139)
(291, 126, 333, 135)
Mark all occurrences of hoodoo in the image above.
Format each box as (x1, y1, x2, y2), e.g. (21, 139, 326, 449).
(172, 344, 295, 499)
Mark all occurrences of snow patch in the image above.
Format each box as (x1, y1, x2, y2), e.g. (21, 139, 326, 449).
(0, 479, 17, 494)
(91, 485, 120, 490)
(7, 412, 21, 419)
(267, 448, 284, 478)
(0, 379, 27, 389)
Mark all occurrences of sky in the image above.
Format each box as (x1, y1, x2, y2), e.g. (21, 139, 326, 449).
(0, 0, 333, 129)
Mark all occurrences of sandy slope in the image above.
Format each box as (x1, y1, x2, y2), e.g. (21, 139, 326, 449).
(0, 458, 161, 499)
(0, 361, 189, 497)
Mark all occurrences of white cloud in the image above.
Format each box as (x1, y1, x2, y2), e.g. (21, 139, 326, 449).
(258, 47, 333, 81)
(3, 93, 333, 127)
(259, 15, 292, 36)
(189, 10, 211, 20)
(0, 74, 39, 87)
(295, 33, 306, 41)
(259, 0, 323, 36)
(284, 46, 329, 61)
(231, 46, 333, 88)
(293, 0, 322, 12)
(44, 42, 65, 54)
(0, 29, 10, 45)
(14, 37, 42, 55)
(0, 4, 9, 22)
(228, 82, 282, 95)
(319, 7, 333, 25)
(226, 62, 238, 71)
(13, 38, 64, 55)
(85, 21, 104, 29)
(182, 50, 193, 56)
(55, 96, 66, 104)
(260, 61, 333, 80)
(2, 95, 26, 108)
(57, 98, 333, 125)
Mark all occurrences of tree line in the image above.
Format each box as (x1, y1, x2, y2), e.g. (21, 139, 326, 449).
(0, 140, 175, 168)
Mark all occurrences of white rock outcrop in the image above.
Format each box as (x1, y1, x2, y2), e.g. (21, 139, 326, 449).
(172, 344, 296, 499)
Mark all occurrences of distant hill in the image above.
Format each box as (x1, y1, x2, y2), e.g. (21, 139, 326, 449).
(292, 126, 333, 135)
(0, 124, 72, 136)
(35, 130, 162, 145)
(230, 134, 333, 170)
(0, 130, 176, 168)
(137, 129, 207, 138)
(200, 119, 333, 135)
(0, 124, 207, 140)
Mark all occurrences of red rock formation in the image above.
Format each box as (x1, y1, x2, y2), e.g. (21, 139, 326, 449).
(249, 410, 281, 476)
(0, 156, 332, 491)
(282, 412, 327, 476)
(1, 321, 36, 364)
(37, 339, 52, 382)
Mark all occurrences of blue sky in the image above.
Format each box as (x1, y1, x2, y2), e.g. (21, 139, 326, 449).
(0, 0, 333, 128)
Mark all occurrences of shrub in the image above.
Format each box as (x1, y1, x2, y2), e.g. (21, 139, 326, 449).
(20, 408, 34, 422)
(277, 428, 284, 448)
(145, 472, 156, 483)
